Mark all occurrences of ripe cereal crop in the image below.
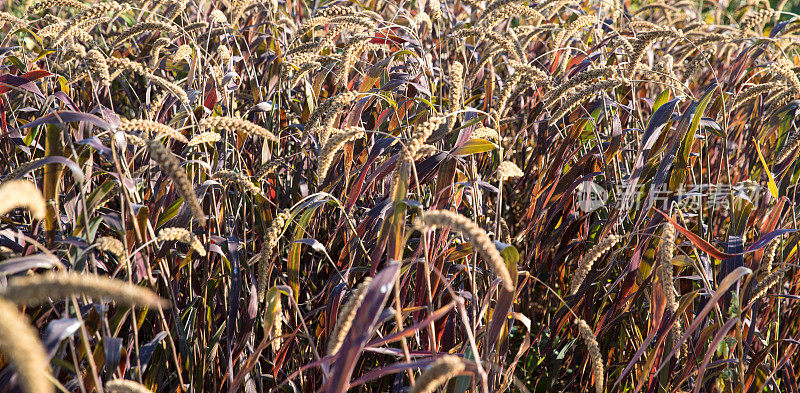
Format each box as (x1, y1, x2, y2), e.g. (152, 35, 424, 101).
(2, 0, 800, 391)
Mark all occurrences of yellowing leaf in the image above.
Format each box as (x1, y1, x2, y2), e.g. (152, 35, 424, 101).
(451, 138, 497, 156)
(753, 138, 779, 198)
(672, 255, 694, 267)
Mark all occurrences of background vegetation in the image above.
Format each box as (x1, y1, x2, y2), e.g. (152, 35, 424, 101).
(1, 0, 800, 392)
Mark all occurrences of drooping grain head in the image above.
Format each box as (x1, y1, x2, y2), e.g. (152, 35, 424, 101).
(448, 62, 465, 130)
(544, 67, 615, 110)
(148, 37, 171, 68)
(264, 287, 283, 352)
(497, 161, 524, 181)
(569, 235, 620, 295)
(414, 210, 515, 292)
(754, 266, 789, 301)
(158, 227, 206, 256)
(657, 223, 677, 313)
(470, 127, 500, 141)
(200, 116, 278, 141)
(119, 120, 187, 143)
(327, 277, 373, 354)
(145, 140, 207, 226)
(553, 15, 597, 52)
(762, 238, 779, 274)
(27, 0, 89, 15)
(112, 21, 178, 48)
(409, 356, 466, 393)
(0, 297, 53, 393)
(258, 212, 291, 301)
(550, 78, 625, 122)
(317, 127, 366, 180)
(98, 236, 126, 259)
(739, 8, 775, 36)
(187, 131, 222, 146)
(173, 44, 193, 62)
(0, 180, 47, 220)
(105, 380, 153, 393)
(575, 319, 604, 393)
(86, 49, 111, 87)
(214, 170, 266, 197)
(210, 9, 228, 24)
(406, 116, 444, 160)
(1, 272, 169, 309)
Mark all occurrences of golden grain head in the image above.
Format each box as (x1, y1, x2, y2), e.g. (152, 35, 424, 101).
(569, 234, 620, 295)
(409, 356, 466, 393)
(575, 319, 604, 393)
(262, 286, 284, 351)
(98, 236, 125, 259)
(0, 180, 47, 220)
(415, 210, 514, 292)
(0, 297, 53, 393)
(327, 277, 372, 354)
(105, 380, 153, 393)
(257, 212, 292, 301)
(1, 272, 169, 309)
(210, 9, 228, 24)
(146, 140, 207, 226)
(173, 44, 193, 62)
(317, 126, 366, 180)
(497, 161, 524, 180)
(214, 170, 265, 197)
(28, 0, 89, 14)
(754, 266, 789, 300)
(187, 131, 222, 146)
(119, 119, 187, 143)
(199, 116, 278, 141)
(762, 238, 779, 274)
(657, 223, 678, 312)
(158, 227, 191, 242)
(470, 127, 500, 141)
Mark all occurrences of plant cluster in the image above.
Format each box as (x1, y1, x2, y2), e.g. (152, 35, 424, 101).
(1, 0, 800, 391)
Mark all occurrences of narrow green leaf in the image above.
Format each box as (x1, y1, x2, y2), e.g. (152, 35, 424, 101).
(287, 203, 323, 300)
(670, 87, 715, 189)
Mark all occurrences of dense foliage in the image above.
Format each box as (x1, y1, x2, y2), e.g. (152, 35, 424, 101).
(2, 0, 800, 392)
